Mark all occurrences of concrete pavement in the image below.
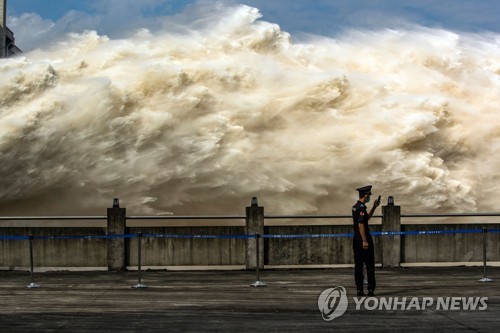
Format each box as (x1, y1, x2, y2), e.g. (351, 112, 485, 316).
(0, 267, 498, 332)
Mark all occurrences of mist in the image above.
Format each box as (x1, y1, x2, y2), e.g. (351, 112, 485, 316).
(1, 3, 499, 216)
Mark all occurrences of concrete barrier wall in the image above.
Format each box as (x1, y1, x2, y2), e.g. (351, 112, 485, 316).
(127, 227, 246, 266)
(4, 223, 497, 268)
(0, 228, 106, 269)
(264, 225, 382, 265)
(402, 224, 500, 263)
(1, 203, 500, 269)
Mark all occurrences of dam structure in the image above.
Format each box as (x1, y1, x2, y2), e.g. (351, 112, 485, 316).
(1, 0, 21, 58)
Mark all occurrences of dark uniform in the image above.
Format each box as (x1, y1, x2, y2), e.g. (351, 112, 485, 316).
(352, 186, 376, 295)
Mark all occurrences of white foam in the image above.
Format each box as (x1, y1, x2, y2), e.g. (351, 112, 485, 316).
(1, 4, 499, 216)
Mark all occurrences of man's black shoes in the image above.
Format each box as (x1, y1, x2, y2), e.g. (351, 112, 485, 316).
(357, 289, 375, 296)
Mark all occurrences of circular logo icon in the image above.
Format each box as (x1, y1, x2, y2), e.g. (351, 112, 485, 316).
(318, 286, 348, 321)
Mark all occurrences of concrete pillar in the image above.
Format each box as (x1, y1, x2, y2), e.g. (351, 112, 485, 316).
(246, 197, 264, 269)
(107, 198, 126, 271)
(1, 0, 6, 58)
(382, 198, 401, 267)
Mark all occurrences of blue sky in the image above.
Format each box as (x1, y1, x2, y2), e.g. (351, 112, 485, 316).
(6, 0, 500, 51)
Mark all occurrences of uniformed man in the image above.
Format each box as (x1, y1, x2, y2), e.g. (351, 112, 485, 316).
(352, 185, 380, 296)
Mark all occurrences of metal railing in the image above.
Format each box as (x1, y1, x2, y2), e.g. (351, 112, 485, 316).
(1, 212, 499, 221)
(127, 215, 245, 220)
(401, 213, 500, 218)
(0, 216, 106, 220)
